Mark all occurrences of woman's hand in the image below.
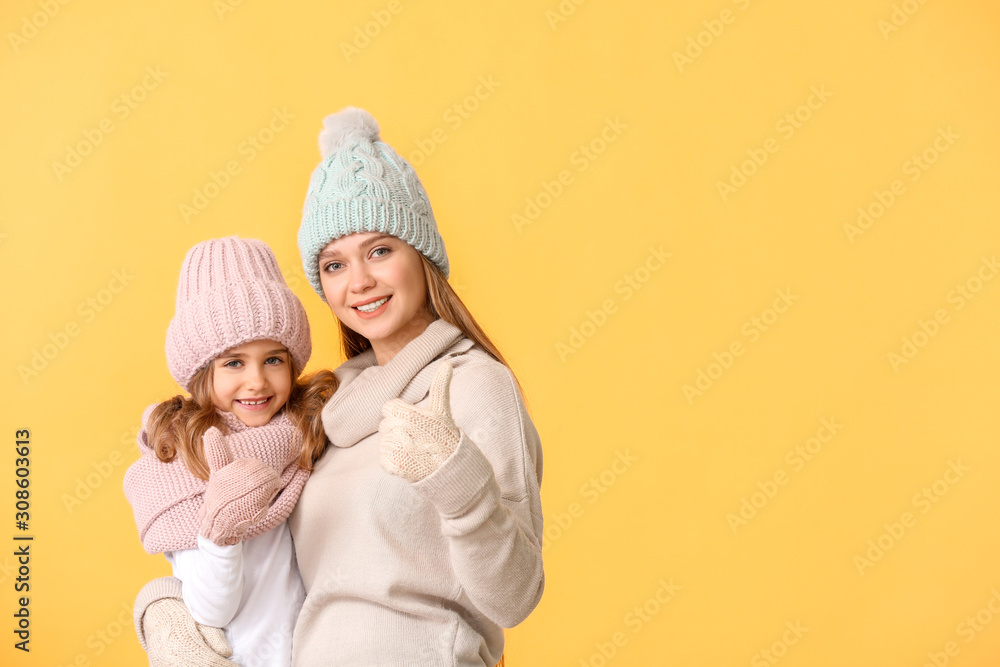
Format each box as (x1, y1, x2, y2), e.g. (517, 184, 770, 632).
(198, 427, 281, 546)
(379, 362, 460, 482)
(143, 597, 236, 667)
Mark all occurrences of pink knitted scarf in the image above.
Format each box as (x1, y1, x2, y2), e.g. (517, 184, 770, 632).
(123, 404, 310, 554)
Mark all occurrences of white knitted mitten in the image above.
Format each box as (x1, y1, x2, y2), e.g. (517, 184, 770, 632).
(198, 427, 281, 546)
(379, 362, 460, 482)
(144, 597, 236, 666)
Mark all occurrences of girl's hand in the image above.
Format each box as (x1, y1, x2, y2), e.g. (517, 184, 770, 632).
(379, 362, 460, 482)
(198, 428, 281, 546)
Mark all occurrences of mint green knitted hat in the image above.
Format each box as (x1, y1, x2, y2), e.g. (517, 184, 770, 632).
(298, 107, 449, 298)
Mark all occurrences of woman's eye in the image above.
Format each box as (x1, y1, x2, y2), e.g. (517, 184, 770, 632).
(371, 246, 390, 258)
(323, 261, 344, 272)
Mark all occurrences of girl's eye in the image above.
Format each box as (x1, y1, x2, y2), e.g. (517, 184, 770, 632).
(371, 246, 390, 258)
(323, 261, 344, 272)
(223, 359, 243, 368)
(265, 356, 285, 365)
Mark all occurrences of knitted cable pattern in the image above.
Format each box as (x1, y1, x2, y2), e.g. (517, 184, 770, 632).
(346, 142, 392, 201)
(123, 406, 309, 554)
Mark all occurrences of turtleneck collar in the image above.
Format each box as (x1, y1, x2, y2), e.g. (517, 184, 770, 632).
(322, 319, 473, 448)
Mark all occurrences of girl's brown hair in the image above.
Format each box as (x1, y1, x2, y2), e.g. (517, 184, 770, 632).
(146, 359, 337, 480)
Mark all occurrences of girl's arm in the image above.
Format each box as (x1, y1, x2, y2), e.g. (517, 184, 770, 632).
(380, 362, 545, 628)
(166, 428, 283, 627)
(165, 539, 244, 628)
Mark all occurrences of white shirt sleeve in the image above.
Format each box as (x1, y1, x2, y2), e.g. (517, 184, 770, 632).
(164, 535, 244, 628)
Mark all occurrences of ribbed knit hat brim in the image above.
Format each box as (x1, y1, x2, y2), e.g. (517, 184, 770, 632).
(299, 196, 449, 297)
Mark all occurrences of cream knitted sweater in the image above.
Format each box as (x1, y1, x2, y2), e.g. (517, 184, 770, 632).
(289, 319, 544, 666)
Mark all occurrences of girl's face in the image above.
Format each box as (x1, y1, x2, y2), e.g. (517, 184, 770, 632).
(318, 232, 434, 364)
(211, 339, 292, 427)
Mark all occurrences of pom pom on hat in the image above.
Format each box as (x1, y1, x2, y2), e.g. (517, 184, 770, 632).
(319, 107, 381, 159)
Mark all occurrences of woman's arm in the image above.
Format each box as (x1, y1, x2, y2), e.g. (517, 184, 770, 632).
(380, 361, 545, 628)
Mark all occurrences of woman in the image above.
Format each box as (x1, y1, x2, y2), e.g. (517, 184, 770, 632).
(134, 108, 544, 666)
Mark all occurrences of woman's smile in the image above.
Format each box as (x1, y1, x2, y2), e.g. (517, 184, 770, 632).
(353, 294, 392, 317)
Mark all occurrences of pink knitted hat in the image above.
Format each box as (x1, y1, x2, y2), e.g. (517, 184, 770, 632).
(166, 237, 311, 390)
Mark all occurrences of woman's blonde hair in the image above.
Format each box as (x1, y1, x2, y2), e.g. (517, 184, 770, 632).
(145, 359, 337, 480)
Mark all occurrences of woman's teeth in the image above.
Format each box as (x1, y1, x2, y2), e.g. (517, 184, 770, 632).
(356, 297, 389, 313)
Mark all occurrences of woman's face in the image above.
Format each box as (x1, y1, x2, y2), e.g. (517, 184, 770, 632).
(317, 232, 434, 363)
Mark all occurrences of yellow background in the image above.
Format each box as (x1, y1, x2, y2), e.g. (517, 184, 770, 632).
(2, 0, 999, 664)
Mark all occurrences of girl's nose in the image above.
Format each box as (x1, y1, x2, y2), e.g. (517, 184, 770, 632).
(244, 365, 267, 390)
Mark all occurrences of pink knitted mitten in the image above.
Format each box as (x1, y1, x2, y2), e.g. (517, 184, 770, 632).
(379, 362, 460, 482)
(197, 427, 281, 546)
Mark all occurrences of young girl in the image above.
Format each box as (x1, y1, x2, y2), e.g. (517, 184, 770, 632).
(124, 236, 336, 667)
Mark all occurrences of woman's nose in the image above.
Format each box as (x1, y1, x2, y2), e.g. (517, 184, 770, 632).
(349, 263, 376, 292)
